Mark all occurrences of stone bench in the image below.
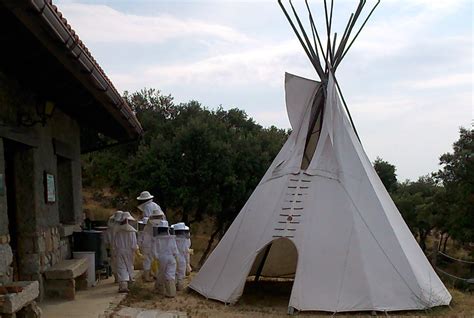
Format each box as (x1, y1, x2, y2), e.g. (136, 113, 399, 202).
(44, 259, 88, 300)
(0, 281, 40, 318)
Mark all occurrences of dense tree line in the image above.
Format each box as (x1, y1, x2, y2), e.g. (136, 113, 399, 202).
(82, 89, 288, 264)
(83, 88, 472, 262)
(374, 127, 473, 253)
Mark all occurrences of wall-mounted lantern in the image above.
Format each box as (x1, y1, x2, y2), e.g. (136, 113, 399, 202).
(18, 99, 56, 127)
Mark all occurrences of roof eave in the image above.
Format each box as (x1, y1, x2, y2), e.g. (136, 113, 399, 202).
(6, 0, 143, 139)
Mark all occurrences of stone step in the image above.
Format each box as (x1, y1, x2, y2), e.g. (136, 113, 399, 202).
(105, 307, 187, 318)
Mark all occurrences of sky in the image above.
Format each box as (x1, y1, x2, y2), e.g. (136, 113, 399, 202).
(56, 0, 473, 181)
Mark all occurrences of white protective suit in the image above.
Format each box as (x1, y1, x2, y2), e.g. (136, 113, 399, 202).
(114, 224, 138, 282)
(175, 235, 188, 282)
(137, 200, 165, 219)
(153, 234, 178, 286)
(139, 222, 155, 271)
(104, 217, 118, 280)
(186, 235, 192, 275)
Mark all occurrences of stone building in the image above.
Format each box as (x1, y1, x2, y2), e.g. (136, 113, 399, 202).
(0, 0, 142, 299)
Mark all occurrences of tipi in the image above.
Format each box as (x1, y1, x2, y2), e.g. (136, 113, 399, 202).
(189, 0, 451, 313)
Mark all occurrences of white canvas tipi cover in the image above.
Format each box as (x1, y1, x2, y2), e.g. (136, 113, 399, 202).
(189, 73, 451, 312)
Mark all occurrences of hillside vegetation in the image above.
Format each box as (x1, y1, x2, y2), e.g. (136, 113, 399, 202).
(82, 88, 473, 277)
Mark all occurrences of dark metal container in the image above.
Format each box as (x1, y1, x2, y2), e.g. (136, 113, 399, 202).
(72, 230, 107, 270)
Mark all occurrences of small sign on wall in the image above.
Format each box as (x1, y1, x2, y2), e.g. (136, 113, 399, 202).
(0, 173, 4, 196)
(44, 172, 56, 203)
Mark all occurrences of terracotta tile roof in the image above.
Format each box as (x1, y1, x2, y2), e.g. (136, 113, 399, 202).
(30, 0, 143, 137)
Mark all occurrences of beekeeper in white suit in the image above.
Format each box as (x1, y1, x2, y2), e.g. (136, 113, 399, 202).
(137, 191, 166, 219)
(173, 222, 189, 291)
(153, 220, 178, 297)
(184, 225, 192, 276)
(113, 211, 138, 293)
(139, 209, 164, 282)
(104, 210, 123, 283)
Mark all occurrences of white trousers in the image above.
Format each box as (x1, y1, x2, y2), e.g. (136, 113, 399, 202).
(176, 254, 187, 280)
(110, 250, 117, 275)
(116, 249, 134, 282)
(141, 247, 153, 270)
(186, 251, 192, 273)
(157, 254, 176, 283)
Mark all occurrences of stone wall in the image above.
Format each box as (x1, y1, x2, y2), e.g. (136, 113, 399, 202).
(0, 71, 83, 230)
(0, 137, 13, 285)
(0, 138, 8, 235)
(17, 226, 71, 298)
(0, 233, 13, 285)
(0, 70, 83, 297)
(33, 107, 83, 229)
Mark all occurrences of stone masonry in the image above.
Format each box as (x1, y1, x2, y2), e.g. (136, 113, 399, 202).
(18, 226, 68, 298)
(0, 233, 13, 285)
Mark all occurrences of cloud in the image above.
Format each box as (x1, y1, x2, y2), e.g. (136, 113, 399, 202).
(345, 0, 471, 62)
(252, 110, 290, 128)
(355, 90, 471, 181)
(107, 39, 319, 93)
(55, 0, 471, 180)
(139, 41, 308, 86)
(385, 0, 467, 11)
(56, 2, 252, 45)
(402, 73, 472, 90)
(57, 0, 471, 96)
(351, 91, 471, 123)
(350, 96, 418, 121)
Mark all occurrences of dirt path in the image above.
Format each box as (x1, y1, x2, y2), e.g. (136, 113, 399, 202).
(122, 275, 474, 318)
(40, 276, 125, 318)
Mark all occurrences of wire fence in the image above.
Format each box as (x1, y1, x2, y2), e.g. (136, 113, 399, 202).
(433, 246, 474, 290)
(438, 250, 474, 265)
(436, 268, 472, 283)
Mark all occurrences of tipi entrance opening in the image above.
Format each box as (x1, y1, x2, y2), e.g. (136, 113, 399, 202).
(241, 238, 298, 304)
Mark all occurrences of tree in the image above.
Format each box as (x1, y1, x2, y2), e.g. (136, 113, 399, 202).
(393, 176, 445, 251)
(435, 127, 474, 244)
(373, 157, 398, 193)
(82, 89, 289, 266)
